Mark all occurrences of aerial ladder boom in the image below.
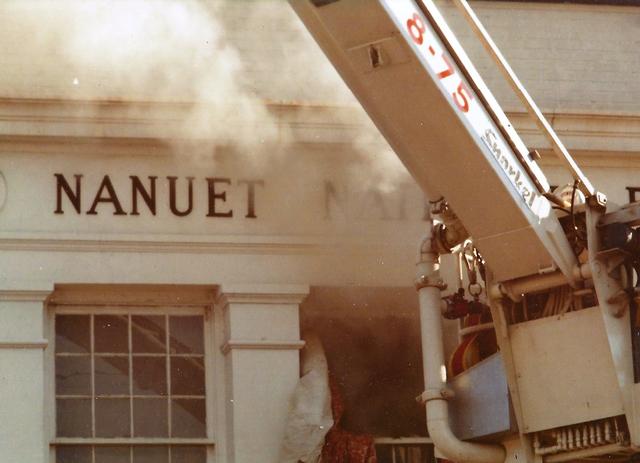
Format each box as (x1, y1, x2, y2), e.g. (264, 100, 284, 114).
(289, 0, 578, 284)
(290, 1, 640, 462)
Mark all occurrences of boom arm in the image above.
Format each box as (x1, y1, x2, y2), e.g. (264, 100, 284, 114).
(290, 2, 640, 461)
(289, 0, 580, 283)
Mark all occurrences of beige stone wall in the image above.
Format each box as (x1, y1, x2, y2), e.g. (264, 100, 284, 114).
(0, 0, 638, 114)
(439, 1, 640, 114)
(0, 1, 637, 162)
(0, 2, 639, 462)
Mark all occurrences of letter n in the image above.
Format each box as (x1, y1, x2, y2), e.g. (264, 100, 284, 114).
(130, 176, 157, 216)
(55, 173, 82, 214)
(324, 181, 347, 220)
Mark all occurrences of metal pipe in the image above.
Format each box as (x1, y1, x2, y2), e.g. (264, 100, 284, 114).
(449, 0, 595, 198)
(458, 322, 494, 337)
(489, 263, 592, 300)
(433, 201, 470, 253)
(417, 224, 506, 463)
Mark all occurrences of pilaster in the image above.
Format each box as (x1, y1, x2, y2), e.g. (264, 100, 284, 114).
(216, 284, 309, 463)
(0, 281, 53, 463)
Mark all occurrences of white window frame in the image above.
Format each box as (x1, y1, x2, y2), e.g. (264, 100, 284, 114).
(46, 287, 221, 463)
(373, 437, 434, 463)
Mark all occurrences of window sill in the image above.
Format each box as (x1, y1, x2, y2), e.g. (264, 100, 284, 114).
(373, 437, 432, 445)
(51, 438, 215, 446)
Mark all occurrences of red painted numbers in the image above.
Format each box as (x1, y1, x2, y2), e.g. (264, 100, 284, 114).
(406, 13, 426, 45)
(453, 81, 472, 112)
(435, 54, 454, 80)
(406, 12, 473, 113)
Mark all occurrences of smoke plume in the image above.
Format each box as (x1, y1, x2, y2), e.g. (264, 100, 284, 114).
(0, 0, 281, 159)
(0, 0, 409, 189)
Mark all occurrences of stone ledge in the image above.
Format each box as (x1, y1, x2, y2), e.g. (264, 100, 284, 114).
(220, 339, 305, 355)
(0, 340, 48, 349)
(0, 99, 637, 157)
(0, 281, 53, 301)
(216, 284, 310, 306)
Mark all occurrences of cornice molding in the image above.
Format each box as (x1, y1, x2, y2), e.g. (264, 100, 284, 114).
(0, 99, 638, 156)
(507, 111, 640, 155)
(215, 284, 310, 307)
(0, 234, 408, 256)
(0, 236, 320, 255)
(0, 291, 51, 302)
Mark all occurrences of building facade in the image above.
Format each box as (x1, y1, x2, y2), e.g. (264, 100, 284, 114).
(0, 1, 639, 462)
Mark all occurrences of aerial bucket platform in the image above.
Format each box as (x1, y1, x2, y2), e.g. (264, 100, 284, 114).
(290, 0, 640, 462)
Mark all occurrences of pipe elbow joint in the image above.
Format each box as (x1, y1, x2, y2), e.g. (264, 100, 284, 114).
(428, 417, 506, 463)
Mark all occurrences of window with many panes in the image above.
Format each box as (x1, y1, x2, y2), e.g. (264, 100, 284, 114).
(54, 310, 211, 462)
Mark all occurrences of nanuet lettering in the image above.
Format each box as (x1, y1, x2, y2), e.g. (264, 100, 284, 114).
(54, 173, 264, 219)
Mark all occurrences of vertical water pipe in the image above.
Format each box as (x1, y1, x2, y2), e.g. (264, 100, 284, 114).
(416, 219, 505, 463)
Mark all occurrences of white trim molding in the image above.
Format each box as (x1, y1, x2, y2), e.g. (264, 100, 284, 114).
(215, 284, 309, 307)
(0, 232, 411, 257)
(0, 99, 638, 158)
(0, 279, 54, 301)
(0, 340, 48, 349)
(373, 437, 433, 445)
(508, 110, 640, 157)
(220, 339, 305, 355)
(52, 438, 216, 446)
(0, 290, 52, 302)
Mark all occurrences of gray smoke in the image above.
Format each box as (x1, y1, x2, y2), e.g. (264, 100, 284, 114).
(0, 0, 409, 189)
(1, 0, 282, 161)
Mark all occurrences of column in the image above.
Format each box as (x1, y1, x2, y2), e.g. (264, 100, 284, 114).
(0, 282, 53, 463)
(216, 284, 309, 463)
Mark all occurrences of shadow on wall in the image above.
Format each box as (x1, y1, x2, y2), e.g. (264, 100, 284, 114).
(301, 286, 428, 438)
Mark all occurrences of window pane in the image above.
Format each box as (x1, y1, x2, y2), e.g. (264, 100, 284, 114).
(133, 445, 168, 463)
(133, 398, 168, 437)
(56, 356, 91, 395)
(56, 399, 92, 437)
(95, 315, 128, 353)
(171, 446, 207, 463)
(132, 357, 166, 396)
(95, 445, 130, 463)
(56, 446, 92, 463)
(132, 316, 166, 354)
(169, 316, 203, 354)
(376, 444, 392, 462)
(55, 312, 210, 452)
(95, 356, 129, 396)
(56, 315, 90, 353)
(95, 398, 130, 438)
(171, 357, 205, 396)
(171, 399, 206, 437)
